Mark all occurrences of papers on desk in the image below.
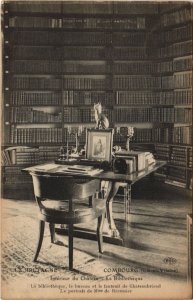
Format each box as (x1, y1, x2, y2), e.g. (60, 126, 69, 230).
(55, 165, 104, 176)
(33, 163, 60, 171)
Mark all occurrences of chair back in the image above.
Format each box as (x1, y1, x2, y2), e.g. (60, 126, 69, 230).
(30, 173, 100, 200)
(31, 173, 74, 200)
(30, 172, 102, 224)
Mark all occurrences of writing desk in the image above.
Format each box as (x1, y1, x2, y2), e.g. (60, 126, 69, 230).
(23, 160, 166, 244)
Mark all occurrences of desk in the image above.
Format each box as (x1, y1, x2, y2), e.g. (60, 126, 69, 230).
(23, 160, 166, 242)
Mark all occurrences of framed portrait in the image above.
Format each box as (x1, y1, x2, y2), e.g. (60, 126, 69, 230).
(86, 128, 114, 163)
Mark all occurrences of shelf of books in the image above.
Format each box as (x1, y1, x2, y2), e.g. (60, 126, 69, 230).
(2, 1, 192, 190)
(153, 2, 192, 189)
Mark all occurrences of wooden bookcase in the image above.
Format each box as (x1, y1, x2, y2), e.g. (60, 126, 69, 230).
(153, 2, 192, 189)
(2, 1, 192, 190)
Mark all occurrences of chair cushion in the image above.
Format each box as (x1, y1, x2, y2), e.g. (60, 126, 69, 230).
(40, 197, 106, 223)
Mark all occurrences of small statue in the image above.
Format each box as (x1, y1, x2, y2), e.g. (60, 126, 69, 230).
(94, 102, 109, 129)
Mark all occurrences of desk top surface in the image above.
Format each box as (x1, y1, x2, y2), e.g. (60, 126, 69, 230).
(23, 160, 166, 184)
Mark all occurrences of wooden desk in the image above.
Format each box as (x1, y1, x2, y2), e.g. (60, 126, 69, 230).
(23, 160, 166, 242)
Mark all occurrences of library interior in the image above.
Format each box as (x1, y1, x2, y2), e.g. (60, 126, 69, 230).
(1, 0, 192, 288)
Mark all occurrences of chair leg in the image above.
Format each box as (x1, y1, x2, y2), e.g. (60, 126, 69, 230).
(88, 196, 93, 207)
(68, 223, 74, 270)
(33, 220, 45, 262)
(97, 213, 105, 253)
(49, 223, 55, 243)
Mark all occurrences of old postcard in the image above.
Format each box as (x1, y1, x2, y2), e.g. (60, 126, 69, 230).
(1, 0, 192, 299)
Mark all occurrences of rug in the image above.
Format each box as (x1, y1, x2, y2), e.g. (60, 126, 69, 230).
(1, 199, 191, 299)
(1, 215, 117, 283)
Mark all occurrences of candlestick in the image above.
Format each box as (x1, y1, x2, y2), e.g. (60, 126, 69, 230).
(66, 139, 69, 161)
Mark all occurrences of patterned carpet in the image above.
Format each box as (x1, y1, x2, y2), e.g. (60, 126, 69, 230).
(1, 215, 116, 283)
(1, 192, 192, 299)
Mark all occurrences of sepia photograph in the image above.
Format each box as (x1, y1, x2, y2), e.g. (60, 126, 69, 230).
(86, 128, 114, 162)
(93, 136, 106, 158)
(1, 0, 192, 299)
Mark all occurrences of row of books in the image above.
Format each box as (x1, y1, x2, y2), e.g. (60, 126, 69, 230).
(5, 130, 191, 161)
(10, 31, 147, 47)
(11, 31, 113, 46)
(12, 46, 148, 60)
(10, 58, 192, 75)
(10, 153, 40, 165)
(2, 165, 27, 173)
(9, 92, 62, 106)
(155, 143, 192, 163)
(167, 167, 187, 183)
(112, 17, 146, 30)
(159, 2, 188, 14)
(116, 90, 192, 105)
(63, 128, 87, 144)
(188, 147, 192, 163)
(174, 72, 192, 89)
(156, 61, 174, 73)
(3, 173, 32, 184)
(12, 77, 62, 90)
(155, 91, 192, 105)
(160, 24, 192, 45)
(39, 145, 61, 162)
(170, 146, 188, 167)
(63, 107, 94, 123)
(160, 40, 192, 58)
(63, 91, 113, 106)
(9, 107, 191, 125)
(13, 46, 107, 60)
(2, 146, 61, 166)
(11, 60, 109, 74)
(167, 165, 187, 180)
(114, 107, 191, 123)
(64, 126, 171, 144)
(7, 2, 158, 15)
(8, 16, 146, 30)
(2, 147, 39, 165)
(173, 57, 192, 72)
(62, 126, 191, 145)
(155, 144, 170, 160)
(10, 108, 62, 123)
(114, 91, 159, 105)
(10, 61, 158, 75)
(172, 126, 192, 145)
(9, 31, 149, 47)
(2, 167, 32, 184)
(113, 76, 161, 90)
(113, 48, 147, 60)
(113, 32, 146, 46)
(8, 89, 192, 107)
(155, 108, 191, 123)
(113, 62, 156, 74)
(63, 107, 113, 123)
(162, 73, 192, 89)
(10, 127, 63, 144)
(63, 78, 110, 90)
(114, 128, 170, 144)
(157, 57, 192, 73)
(161, 75, 175, 90)
(160, 7, 191, 27)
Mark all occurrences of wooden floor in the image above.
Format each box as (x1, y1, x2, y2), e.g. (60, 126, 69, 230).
(2, 180, 192, 286)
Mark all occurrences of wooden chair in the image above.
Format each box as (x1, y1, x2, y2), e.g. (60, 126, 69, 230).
(30, 173, 106, 270)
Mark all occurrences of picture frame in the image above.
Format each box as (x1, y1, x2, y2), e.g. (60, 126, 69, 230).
(86, 128, 114, 163)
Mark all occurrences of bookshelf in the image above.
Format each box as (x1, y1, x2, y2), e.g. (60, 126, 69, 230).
(153, 1, 192, 189)
(2, 1, 192, 191)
